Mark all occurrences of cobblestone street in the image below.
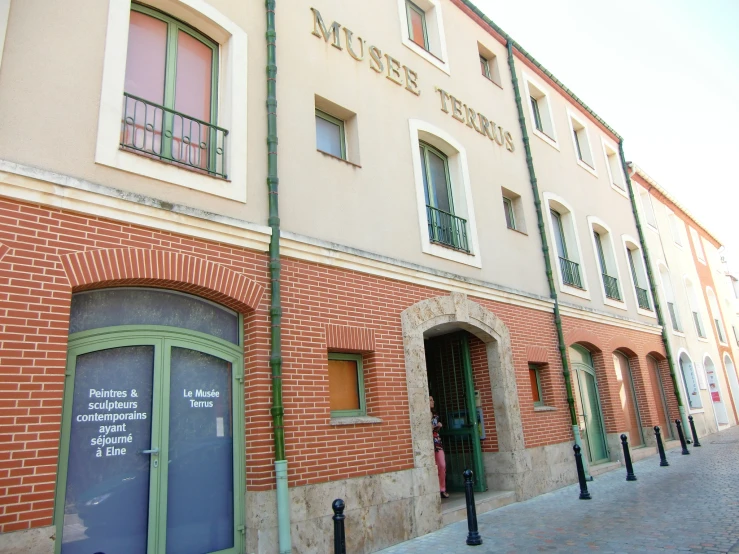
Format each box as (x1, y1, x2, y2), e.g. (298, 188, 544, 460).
(378, 426, 739, 554)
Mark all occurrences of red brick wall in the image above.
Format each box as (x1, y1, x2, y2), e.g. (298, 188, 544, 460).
(0, 197, 669, 533)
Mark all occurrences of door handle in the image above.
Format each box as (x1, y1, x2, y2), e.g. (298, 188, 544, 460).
(142, 447, 159, 456)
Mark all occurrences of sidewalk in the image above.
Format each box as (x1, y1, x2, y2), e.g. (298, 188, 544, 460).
(377, 426, 739, 553)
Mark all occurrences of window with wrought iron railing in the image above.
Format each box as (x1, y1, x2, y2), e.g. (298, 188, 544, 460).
(120, 4, 228, 179)
(559, 257, 583, 288)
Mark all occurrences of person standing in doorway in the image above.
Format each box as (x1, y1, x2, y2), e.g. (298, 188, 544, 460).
(430, 395, 449, 498)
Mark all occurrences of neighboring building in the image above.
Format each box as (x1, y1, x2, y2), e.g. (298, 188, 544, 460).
(630, 164, 739, 437)
(0, 1, 728, 553)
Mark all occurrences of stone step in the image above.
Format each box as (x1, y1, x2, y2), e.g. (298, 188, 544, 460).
(441, 489, 516, 526)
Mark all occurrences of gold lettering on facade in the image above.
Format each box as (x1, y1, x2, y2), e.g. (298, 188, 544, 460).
(311, 8, 342, 50)
(369, 46, 384, 73)
(385, 54, 403, 85)
(434, 86, 515, 153)
(344, 28, 365, 61)
(311, 8, 421, 96)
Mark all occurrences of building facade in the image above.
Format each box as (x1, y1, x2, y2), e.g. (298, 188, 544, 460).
(0, 1, 735, 553)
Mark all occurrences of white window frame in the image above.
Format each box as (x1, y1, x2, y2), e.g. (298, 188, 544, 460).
(677, 349, 703, 412)
(706, 287, 729, 346)
(522, 72, 559, 150)
(501, 187, 527, 234)
(408, 119, 481, 268)
(689, 227, 707, 264)
(666, 209, 684, 248)
(638, 186, 659, 231)
(0, 0, 11, 72)
(397, 0, 450, 74)
(657, 261, 684, 337)
(622, 235, 655, 318)
(567, 109, 597, 176)
(601, 138, 628, 198)
(95, 0, 248, 202)
(684, 276, 708, 342)
(544, 192, 590, 300)
(588, 217, 625, 310)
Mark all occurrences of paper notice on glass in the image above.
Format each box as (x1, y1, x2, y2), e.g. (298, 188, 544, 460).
(216, 417, 224, 437)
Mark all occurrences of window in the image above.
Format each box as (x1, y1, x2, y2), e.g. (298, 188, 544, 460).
(568, 112, 595, 171)
(121, 4, 224, 177)
(679, 353, 702, 410)
(406, 0, 428, 50)
(409, 120, 481, 267)
(529, 364, 544, 406)
(706, 287, 728, 344)
(626, 244, 651, 311)
(689, 227, 706, 263)
(524, 76, 556, 145)
(315, 110, 346, 159)
(602, 140, 627, 192)
(685, 278, 706, 338)
(398, 0, 449, 73)
(667, 211, 684, 247)
(639, 188, 658, 229)
(503, 197, 515, 230)
(592, 227, 622, 302)
(549, 203, 586, 293)
(96, 0, 247, 200)
(420, 141, 468, 252)
(328, 353, 365, 417)
(477, 43, 501, 87)
(659, 264, 682, 332)
(733, 325, 739, 347)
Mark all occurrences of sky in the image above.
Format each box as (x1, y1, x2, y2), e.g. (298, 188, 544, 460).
(473, 0, 739, 272)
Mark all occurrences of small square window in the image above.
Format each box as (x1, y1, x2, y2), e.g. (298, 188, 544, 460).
(503, 197, 516, 230)
(328, 353, 366, 417)
(315, 109, 346, 160)
(525, 77, 556, 144)
(529, 363, 544, 406)
(477, 43, 501, 87)
(406, 0, 428, 51)
(569, 114, 595, 171)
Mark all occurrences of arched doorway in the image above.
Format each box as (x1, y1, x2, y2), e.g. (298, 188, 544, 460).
(678, 352, 702, 410)
(646, 355, 672, 438)
(723, 354, 739, 423)
(54, 288, 245, 554)
(704, 355, 729, 425)
(569, 345, 609, 464)
(612, 351, 643, 446)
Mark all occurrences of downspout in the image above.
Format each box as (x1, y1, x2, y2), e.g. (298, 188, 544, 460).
(266, 1, 292, 552)
(619, 146, 689, 440)
(506, 42, 590, 476)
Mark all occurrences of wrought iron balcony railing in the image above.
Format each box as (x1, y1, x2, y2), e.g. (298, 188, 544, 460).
(635, 286, 651, 310)
(559, 257, 583, 289)
(121, 92, 228, 179)
(602, 274, 621, 300)
(693, 311, 706, 338)
(667, 302, 681, 332)
(426, 205, 470, 253)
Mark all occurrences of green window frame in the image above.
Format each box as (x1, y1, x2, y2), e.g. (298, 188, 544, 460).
(503, 196, 516, 230)
(593, 231, 607, 274)
(54, 326, 245, 554)
(406, 0, 429, 51)
(529, 364, 545, 406)
(419, 141, 454, 213)
(123, 3, 223, 175)
(551, 210, 568, 259)
(627, 248, 640, 287)
(328, 353, 366, 418)
(480, 54, 491, 80)
(573, 128, 584, 161)
(530, 96, 543, 132)
(315, 109, 347, 160)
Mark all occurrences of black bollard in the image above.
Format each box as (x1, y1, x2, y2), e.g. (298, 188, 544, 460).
(688, 415, 702, 447)
(332, 499, 346, 554)
(463, 469, 483, 546)
(675, 419, 690, 455)
(620, 434, 637, 481)
(573, 444, 592, 500)
(654, 426, 669, 467)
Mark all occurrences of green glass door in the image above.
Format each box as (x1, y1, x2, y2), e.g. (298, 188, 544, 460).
(576, 367, 609, 464)
(56, 329, 244, 554)
(425, 333, 486, 492)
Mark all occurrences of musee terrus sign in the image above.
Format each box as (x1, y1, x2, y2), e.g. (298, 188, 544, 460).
(311, 8, 515, 153)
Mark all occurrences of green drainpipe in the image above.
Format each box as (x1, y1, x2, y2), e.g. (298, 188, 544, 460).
(266, 1, 292, 552)
(506, 42, 591, 477)
(618, 145, 689, 440)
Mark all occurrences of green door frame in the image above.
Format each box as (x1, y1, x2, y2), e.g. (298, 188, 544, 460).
(53, 326, 245, 554)
(572, 361, 609, 464)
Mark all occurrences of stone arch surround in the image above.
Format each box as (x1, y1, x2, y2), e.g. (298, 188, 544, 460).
(401, 292, 530, 498)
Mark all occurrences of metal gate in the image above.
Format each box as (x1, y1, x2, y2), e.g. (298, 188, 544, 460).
(425, 332, 486, 492)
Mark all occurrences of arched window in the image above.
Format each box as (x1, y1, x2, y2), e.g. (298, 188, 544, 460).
(55, 288, 245, 554)
(623, 237, 652, 313)
(545, 193, 589, 299)
(658, 263, 682, 332)
(588, 217, 624, 306)
(678, 351, 702, 410)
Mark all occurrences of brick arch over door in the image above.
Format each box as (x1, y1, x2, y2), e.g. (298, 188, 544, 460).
(563, 327, 602, 352)
(60, 248, 265, 313)
(401, 292, 525, 497)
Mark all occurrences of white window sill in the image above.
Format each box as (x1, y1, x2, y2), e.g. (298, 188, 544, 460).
(532, 128, 559, 151)
(330, 416, 383, 426)
(697, 336, 709, 343)
(603, 296, 628, 310)
(402, 38, 450, 75)
(647, 224, 660, 234)
(671, 330, 686, 338)
(636, 307, 657, 319)
(533, 405, 557, 412)
(576, 158, 598, 177)
(688, 409, 705, 415)
(611, 183, 629, 199)
(560, 283, 591, 301)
